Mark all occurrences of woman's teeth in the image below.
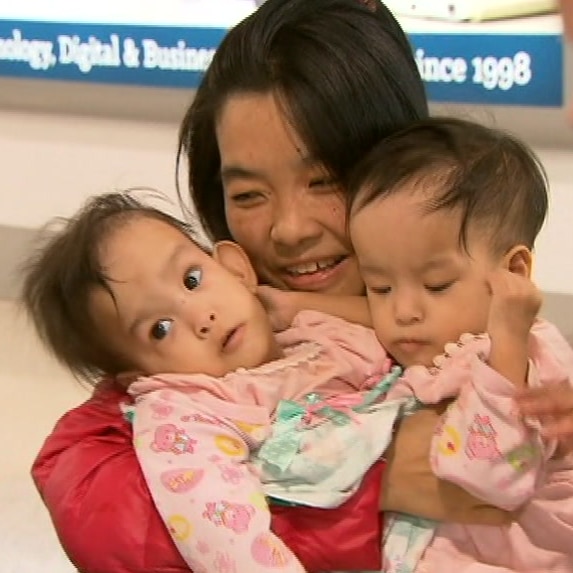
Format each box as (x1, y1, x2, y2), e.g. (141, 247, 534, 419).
(286, 258, 342, 276)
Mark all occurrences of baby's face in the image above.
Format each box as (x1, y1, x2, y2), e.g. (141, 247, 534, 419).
(89, 216, 280, 377)
(350, 189, 499, 368)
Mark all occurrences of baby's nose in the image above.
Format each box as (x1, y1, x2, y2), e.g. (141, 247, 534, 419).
(197, 313, 216, 337)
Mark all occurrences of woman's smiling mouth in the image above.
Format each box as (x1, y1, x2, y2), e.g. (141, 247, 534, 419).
(281, 256, 348, 290)
(285, 256, 346, 276)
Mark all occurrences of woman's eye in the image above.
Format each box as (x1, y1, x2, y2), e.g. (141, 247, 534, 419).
(230, 191, 264, 204)
(151, 319, 172, 340)
(184, 269, 202, 290)
(309, 176, 336, 190)
(426, 282, 453, 293)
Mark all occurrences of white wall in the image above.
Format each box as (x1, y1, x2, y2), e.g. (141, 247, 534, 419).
(0, 106, 180, 227)
(531, 150, 573, 295)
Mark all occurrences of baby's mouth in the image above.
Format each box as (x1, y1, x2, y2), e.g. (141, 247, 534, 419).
(222, 328, 237, 350)
(221, 325, 245, 354)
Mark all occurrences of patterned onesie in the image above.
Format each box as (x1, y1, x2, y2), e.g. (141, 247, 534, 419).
(385, 319, 573, 573)
(129, 311, 400, 573)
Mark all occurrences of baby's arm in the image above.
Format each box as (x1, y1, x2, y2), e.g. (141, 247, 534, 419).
(289, 292, 371, 326)
(382, 404, 514, 525)
(430, 359, 550, 511)
(257, 286, 371, 329)
(486, 267, 542, 389)
(430, 267, 548, 510)
(133, 391, 305, 572)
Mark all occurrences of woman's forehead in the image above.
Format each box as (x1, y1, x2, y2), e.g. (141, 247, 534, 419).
(216, 92, 312, 169)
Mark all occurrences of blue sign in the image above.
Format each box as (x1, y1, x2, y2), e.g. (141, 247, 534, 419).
(410, 32, 563, 106)
(0, 21, 225, 88)
(0, 20, 564, 106)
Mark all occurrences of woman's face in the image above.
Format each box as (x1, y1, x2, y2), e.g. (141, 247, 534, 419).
(216, 92, 364, 295)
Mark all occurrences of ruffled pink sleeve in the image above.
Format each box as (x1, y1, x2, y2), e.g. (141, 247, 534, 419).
(428, 321, 571, 511)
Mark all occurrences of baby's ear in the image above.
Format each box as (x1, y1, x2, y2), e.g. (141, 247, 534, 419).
(502, 245, 533, 278)
(212, 241, 258, 289)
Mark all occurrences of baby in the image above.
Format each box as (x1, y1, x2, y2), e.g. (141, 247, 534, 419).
(22, 193, 411, 572)
(348, 117, 573, 572)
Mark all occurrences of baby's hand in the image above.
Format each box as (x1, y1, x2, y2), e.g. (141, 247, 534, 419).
(486, 270, 541, 387)
(486, 269, 542, 342)
(256, 286, 298, 332)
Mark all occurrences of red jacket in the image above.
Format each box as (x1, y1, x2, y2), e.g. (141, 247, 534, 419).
(32, 381, 384, 573)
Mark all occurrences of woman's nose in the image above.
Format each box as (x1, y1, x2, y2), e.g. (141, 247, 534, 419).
(269, 196, 321, 250)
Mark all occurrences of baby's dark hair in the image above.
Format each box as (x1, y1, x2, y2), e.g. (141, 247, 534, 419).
(21, 192, 202, 383)
(348, 117, 548, 255)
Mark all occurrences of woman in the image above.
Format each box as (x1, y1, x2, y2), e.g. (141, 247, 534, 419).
(178, 0, 425, 328)
(32, 2, 550, 572)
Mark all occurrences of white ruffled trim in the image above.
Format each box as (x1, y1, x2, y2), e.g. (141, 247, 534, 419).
(227, 341, 324, 379)
(430, 332, 490, 371)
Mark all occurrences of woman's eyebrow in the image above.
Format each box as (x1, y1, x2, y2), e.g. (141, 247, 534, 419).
(300, 153, 319, 166)
(220, 164, 266, 183)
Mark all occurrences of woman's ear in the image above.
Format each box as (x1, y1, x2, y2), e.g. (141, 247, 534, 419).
(212, 241, 258, 289)
(502, 245, 533, 278)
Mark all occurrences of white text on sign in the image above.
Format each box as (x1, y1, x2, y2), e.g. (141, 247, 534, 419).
(415, 49, 533, 91)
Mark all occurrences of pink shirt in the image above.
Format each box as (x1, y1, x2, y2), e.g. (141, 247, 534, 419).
(129, 311, 390, 573)
(387, 319, 573, 573)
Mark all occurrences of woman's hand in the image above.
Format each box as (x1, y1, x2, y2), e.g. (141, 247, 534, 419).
(382, 404, 514, 524)
(517, 381, 573, 454)
(256, 285, 299, 331)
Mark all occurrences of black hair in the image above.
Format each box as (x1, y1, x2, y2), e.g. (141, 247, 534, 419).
(177, 0, 428, 242)
(348, 117, 548, 254)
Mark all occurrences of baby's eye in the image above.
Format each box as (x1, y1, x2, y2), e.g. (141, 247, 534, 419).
(184, 268, 202, 291)
(426, 282, 453, 293)
(370, 286, 391, 295)
(151, 319, 172, 340)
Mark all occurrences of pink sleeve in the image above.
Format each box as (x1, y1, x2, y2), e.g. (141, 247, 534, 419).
(133, 390, 306, 572)
(291, 310, 391, 389)
(430, 356, 555, 511)
(529, 319, 573, 384)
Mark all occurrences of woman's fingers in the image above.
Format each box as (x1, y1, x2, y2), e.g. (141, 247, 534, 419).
(541, 413, 573, 440)
(516, 382, 573, 416)
(516, 382, 573, 453)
